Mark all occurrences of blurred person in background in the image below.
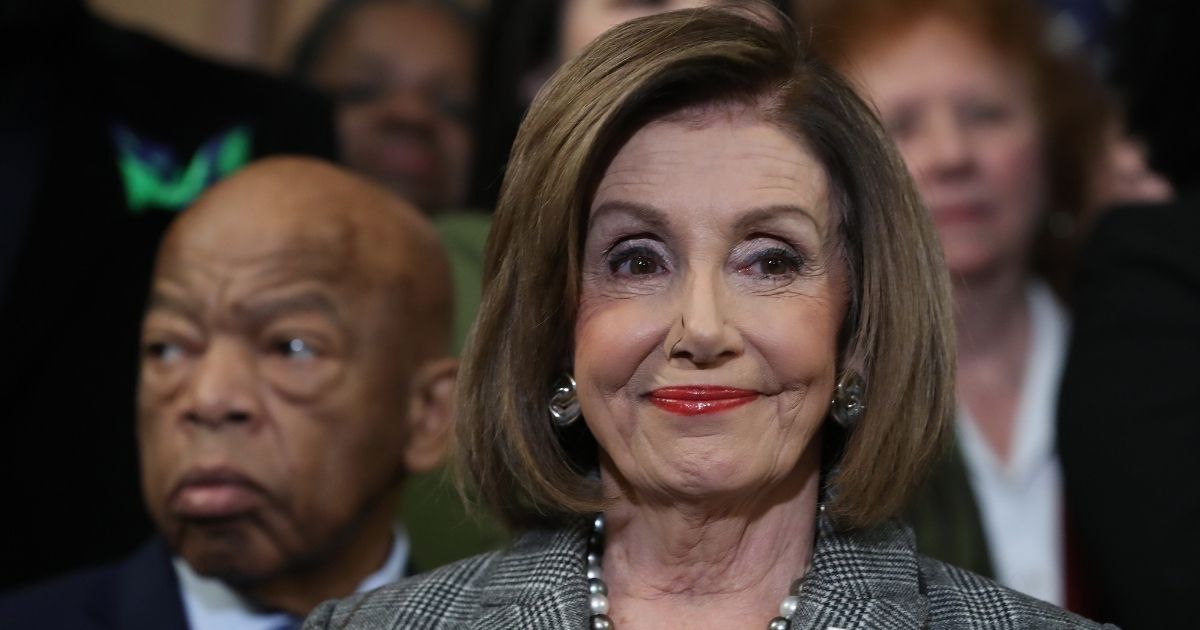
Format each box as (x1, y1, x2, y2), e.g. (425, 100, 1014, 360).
(291, 0, 478, 215)
(809, 0, 1111, 611)
(289, 0, 506, 570)
(0, 0, 336, 590)
(0, 157, 458, 630)
(1058, 1, 1200, 627)
(469, 0, 791, 209)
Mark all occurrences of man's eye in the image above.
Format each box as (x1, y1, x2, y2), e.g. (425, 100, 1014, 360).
(275, 338, 316, 360)
(146, 341, 184, 363)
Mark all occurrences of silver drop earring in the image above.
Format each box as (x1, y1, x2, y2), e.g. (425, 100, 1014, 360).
(549, 373, 582, 427)
(830, 371, 866, 429)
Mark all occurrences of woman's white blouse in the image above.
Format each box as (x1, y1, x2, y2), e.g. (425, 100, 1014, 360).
(957, 281, 1069, 606)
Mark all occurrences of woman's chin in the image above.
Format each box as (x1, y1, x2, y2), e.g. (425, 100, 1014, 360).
(624, 461, 805, 509)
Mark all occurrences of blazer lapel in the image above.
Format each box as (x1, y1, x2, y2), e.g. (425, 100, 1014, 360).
(791, 515, 928, 630)
(472, 519, 591, 629)
(85, 537, 190, 630)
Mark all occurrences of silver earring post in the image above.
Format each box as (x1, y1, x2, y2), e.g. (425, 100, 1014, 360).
(549, 373, 582, 427)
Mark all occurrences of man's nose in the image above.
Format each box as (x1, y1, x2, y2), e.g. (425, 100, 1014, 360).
(664, 270, 744, 366)
(182, 338, 260, 429)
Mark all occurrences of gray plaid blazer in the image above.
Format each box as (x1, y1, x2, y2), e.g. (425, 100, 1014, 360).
(305, 515, 1116, 629)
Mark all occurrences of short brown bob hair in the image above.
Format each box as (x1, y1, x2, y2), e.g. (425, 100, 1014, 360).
(458, 4, 954, 531)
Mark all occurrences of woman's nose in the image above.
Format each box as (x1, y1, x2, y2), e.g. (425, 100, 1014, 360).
(909, 112, 974, 181)
(664, 271, 744, 366)
(378, 87, 437, 126)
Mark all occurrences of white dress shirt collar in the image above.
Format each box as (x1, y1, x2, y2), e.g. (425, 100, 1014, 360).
(173, 524, 409, 630)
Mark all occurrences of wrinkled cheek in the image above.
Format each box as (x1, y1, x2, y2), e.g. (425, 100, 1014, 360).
(574, 296, 668, 398)
(574, 295, 670, 451)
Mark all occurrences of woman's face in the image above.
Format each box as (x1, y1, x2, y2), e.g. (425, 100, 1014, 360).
(310, 2, 475, 213)
(847, 15, 1045, 281)
(574, 114, 847, 504)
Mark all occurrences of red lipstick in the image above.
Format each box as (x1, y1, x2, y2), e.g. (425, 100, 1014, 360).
(647, 386, 759, 416)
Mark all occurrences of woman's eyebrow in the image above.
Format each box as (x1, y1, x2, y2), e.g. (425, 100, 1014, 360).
(733, 204, 823, 233)
(588, 200, 672, 232)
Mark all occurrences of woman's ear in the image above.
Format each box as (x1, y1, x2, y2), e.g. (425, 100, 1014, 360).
(402, 356, 459, 474)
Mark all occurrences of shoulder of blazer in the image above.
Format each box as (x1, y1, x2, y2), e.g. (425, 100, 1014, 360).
(304, 515, 1117, 630)
(305, 519, 590, 630)
(919, 556, 1119, 629)
(0, 537, 188, 630)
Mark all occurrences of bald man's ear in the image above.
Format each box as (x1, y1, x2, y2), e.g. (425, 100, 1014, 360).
(402, 356, 458, 474)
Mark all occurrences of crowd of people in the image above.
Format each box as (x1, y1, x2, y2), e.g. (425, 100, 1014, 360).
(0, 0, 1194, 628)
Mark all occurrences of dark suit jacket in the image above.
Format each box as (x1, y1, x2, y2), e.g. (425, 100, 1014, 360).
(305, 515, 1113, 630)
(0, 538, 188, 630)
(1059, 198, 1200, 628)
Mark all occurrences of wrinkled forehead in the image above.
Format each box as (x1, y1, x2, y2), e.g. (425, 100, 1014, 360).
(155, 205, 389, 295)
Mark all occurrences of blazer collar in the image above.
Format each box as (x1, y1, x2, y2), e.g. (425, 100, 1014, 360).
(471, 518, 591, 628)
(471, 513, 927, 629)
(790, 513, 928, 629)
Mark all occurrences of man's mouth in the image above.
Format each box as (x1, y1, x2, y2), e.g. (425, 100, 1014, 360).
(169, 467, 264, 519)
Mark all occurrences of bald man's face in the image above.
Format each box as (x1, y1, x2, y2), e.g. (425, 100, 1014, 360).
(137, 203, 439, 582)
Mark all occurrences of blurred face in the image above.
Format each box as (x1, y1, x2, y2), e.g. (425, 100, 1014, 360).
(310, 2, 475, 212)
(138, 214, 414, 580)
(847, 15, 1045, 281)
(559, 0, 712, 59)
(575, 114, 847, 503)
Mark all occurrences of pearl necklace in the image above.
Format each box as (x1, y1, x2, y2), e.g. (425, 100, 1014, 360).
(585, 514, 804, 630)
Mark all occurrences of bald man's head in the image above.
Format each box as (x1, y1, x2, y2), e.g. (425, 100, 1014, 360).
(159, 156, 452, 358)
(136, 157, 457, 614)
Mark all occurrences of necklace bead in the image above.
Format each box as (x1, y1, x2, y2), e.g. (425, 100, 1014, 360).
(588, 578, 608, 596)
(585, 514, 799, 630)
(589, 592, 611, 615)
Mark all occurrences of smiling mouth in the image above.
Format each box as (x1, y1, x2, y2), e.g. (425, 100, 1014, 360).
(647, 386, 760, 416)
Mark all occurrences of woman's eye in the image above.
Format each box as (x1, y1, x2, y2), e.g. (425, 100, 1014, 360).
(962, 102, 1010, 127)
(607, 244, 666, 277)
(275, 338, 317, 361)
(334, 83, 384, 105)
(759, 256, 794, 275)
(626, 255, 660, 275)
(743, 247, 803, 278)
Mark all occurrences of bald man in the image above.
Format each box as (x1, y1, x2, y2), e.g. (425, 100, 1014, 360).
(0, 157, 457, 630)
